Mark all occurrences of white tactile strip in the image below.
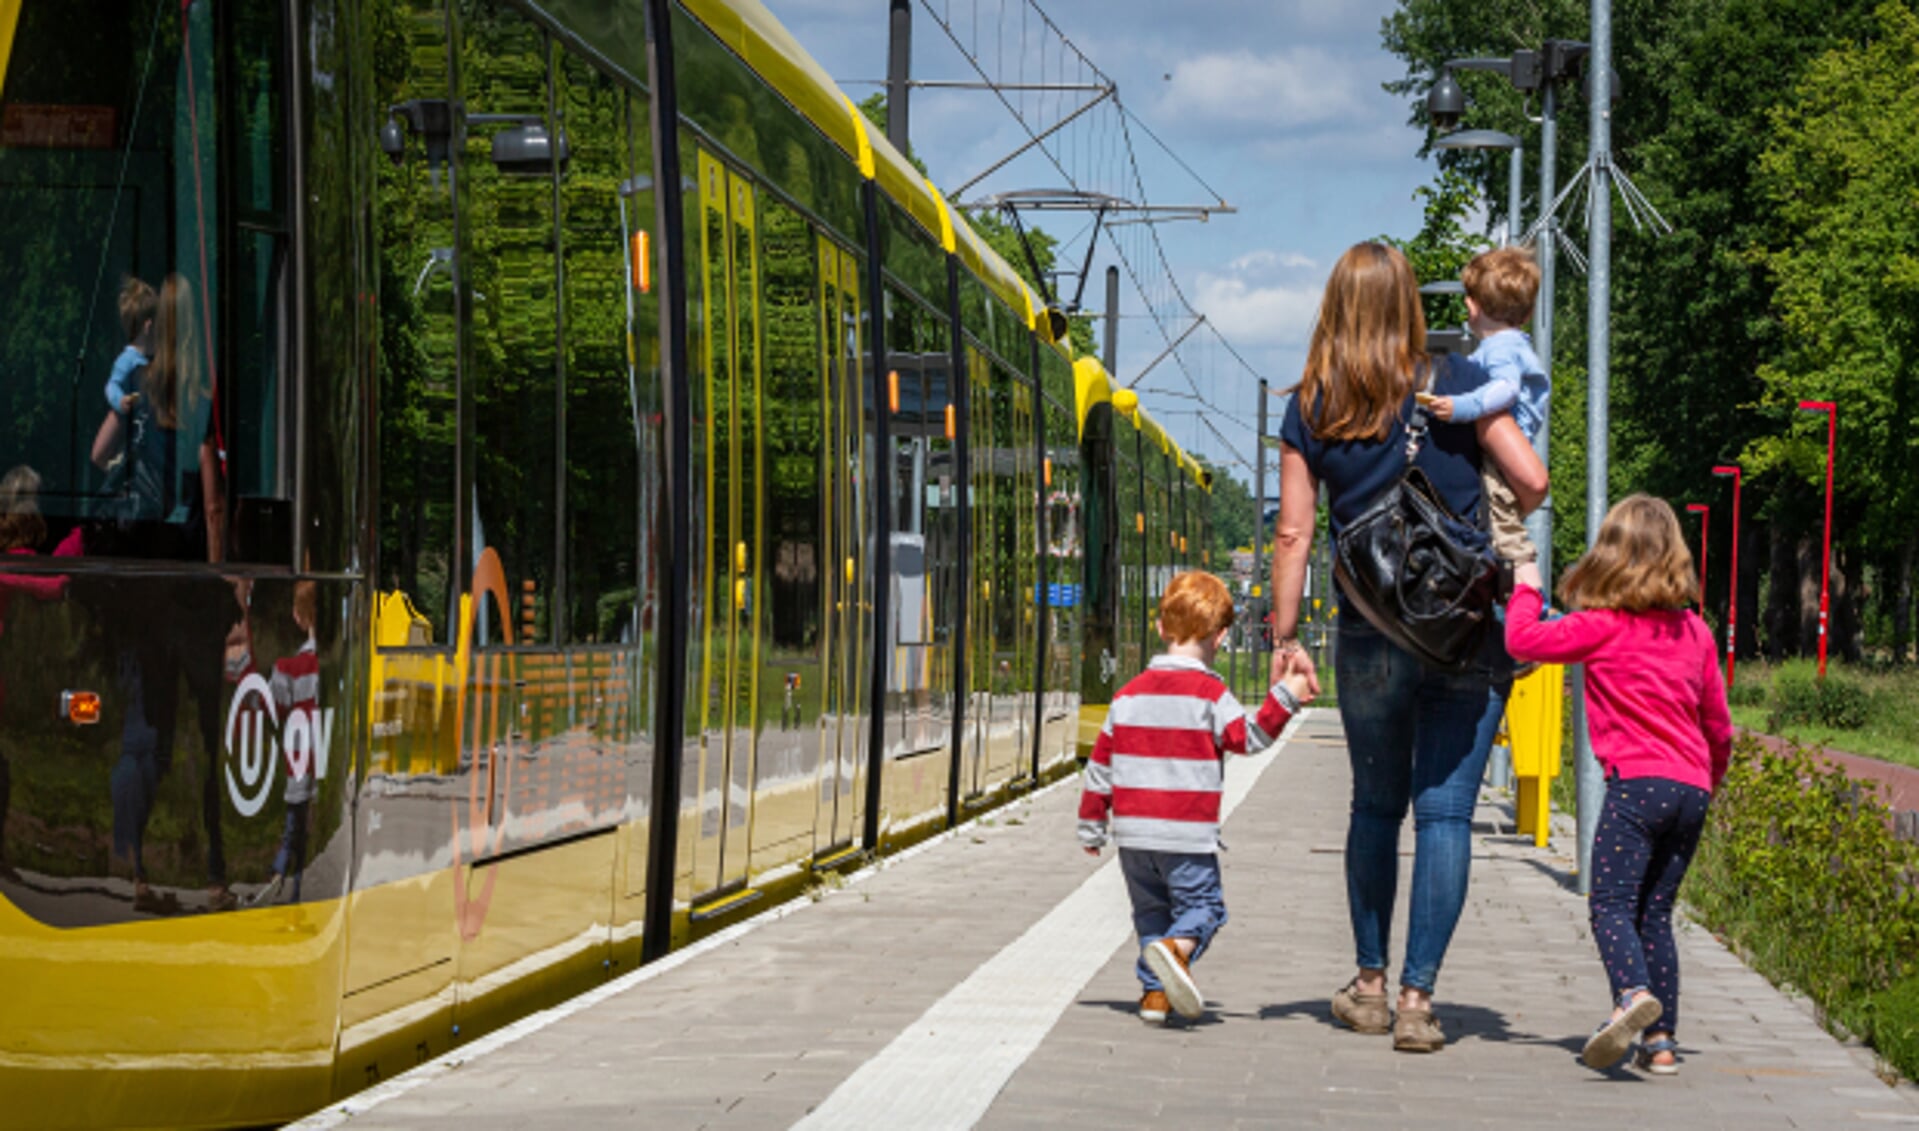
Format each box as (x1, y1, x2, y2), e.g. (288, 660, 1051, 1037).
(789, 709, 1312, 1130)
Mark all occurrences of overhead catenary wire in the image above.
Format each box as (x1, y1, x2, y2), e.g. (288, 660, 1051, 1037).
(910, 0, 1268, 475)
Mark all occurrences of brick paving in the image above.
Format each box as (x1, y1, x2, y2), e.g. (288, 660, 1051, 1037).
(295, 711, 1919, 1130)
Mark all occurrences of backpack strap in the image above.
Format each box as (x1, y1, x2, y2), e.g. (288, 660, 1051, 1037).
(1403, 357, 1440, 464)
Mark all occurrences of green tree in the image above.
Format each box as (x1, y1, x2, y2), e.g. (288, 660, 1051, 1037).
(1379, 166, 1493, 330)
(1197, 456, 1255, 564)
(1749, 3, 1919, 655)
(1381, 0, 1895, 659)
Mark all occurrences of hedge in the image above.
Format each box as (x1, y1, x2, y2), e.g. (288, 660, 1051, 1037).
(1684, 735, 1919, 1082)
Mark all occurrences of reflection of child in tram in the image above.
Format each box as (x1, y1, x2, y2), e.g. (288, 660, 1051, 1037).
(0, 467, 83, 879)
(106, 276, 157, 417)
(247, 580, 321, 907)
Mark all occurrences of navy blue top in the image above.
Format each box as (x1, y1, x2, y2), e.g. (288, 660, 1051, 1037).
(1278, 354, 1494, 540)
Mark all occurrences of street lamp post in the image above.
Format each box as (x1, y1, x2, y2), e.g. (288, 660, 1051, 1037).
(1798, 400, 1837, 678)
(1432, 128, 1524, 245)
(1711, 464, 1742, 688)
(1686, 503, 1709, 612)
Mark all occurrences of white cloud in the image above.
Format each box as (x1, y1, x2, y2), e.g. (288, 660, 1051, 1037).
(1191, 273, 1321, 349)
(1157, 47, 1369, 133)
(1228, 249, 1317, 273)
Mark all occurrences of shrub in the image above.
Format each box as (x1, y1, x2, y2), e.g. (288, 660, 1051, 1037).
(1727, 678, 1768, 709)
(1767, 669, 1870, 730)
(1684, 736, 1919, 1081)
(1873, 973, 1919, 1084)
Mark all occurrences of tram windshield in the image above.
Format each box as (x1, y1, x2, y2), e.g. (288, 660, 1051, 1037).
(0, 0, 289, 563)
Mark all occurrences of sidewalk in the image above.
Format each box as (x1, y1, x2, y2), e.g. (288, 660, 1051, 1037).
(296, 711, 1919, 1130)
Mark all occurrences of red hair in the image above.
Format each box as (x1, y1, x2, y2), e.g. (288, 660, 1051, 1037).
(1158, 572, 1234, 643)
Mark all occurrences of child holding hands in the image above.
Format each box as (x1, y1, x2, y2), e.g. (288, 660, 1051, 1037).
(1078, 571, 1312, 1024)
(1506, 495, 1732, 1074)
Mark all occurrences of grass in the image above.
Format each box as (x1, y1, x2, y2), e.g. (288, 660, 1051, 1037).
(1726, 658, 1919, 771)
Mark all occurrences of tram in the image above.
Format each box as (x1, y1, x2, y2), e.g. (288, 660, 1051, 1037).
(0, 0, 1210, 1125)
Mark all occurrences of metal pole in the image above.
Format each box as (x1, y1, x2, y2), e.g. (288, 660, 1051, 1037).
(1820, 406, 1834, 678)
(1800, 402, 1836, 678)
(1253, 379, 1268, 676)
(1719, 467, 1742, 687)
(1507, 144, 1523, 247)
(1103, 265, 1119, 375)
(1687, 504, 1708, 612)
(640, 0, 691, 963)
(886, 0, 911, 148)
(1527, 82, 1556, 586)
(1572, 2, 1613, 898)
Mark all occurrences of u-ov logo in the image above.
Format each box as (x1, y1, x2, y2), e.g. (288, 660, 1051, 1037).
(224, 673, 336, 817)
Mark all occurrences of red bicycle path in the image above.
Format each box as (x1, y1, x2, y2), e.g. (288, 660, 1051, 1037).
(1739, 727, 1919, 813)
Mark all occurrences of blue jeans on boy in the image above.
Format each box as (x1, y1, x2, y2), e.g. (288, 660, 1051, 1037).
(1590, 775, 1709, 1037)
(1120, 848, 1226, 991)
(1335, 611, 1509, 994)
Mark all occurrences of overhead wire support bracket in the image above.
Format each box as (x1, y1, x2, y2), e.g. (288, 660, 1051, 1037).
(949, 84, 1114, 200)
(906, 79, 1110, 92)
(1522, 151, 1672, 274)
(1125, 314, 1207, 389)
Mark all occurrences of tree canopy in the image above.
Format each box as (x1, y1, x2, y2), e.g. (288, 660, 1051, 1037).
(1380, 0, 1918, 661)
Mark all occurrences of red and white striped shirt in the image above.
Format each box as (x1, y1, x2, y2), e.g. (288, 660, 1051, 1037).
(1078, 655, 1298, 854)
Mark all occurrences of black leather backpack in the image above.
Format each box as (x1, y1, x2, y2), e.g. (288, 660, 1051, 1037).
(1331, 370, 1499, 671)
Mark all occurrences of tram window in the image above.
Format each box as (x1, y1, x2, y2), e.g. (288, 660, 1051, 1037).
(462, 3, 559, 645)
(0, 0, 291, 563)
(376, 0, 460, 640)
(669, 5, 864, 242)
(759, 195, 822, 661)
(881, 201, 946, 314)
(558, 53, 655, 646)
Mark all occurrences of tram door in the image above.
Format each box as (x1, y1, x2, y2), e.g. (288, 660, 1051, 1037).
(815, 239, 867, 852)
(690, 152, 764, 899)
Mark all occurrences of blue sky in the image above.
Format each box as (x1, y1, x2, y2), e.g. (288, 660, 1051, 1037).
(769, 0, 1443, 484)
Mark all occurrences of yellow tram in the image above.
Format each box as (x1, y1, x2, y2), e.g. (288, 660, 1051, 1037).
(0, 0, 1208, 1124)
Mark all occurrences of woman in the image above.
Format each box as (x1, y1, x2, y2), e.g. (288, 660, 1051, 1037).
(1268, 243, 1546, 1052)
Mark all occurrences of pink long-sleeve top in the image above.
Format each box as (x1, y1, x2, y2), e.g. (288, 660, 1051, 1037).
(1505, 584, 1733, 792)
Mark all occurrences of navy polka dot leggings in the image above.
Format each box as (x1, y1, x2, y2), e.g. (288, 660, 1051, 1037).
(1589, 775, 1711, 1037)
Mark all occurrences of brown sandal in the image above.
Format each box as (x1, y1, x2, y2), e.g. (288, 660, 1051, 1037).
(1331, 979, 1390, 1034)
(1393, 1007, 1445, 1052)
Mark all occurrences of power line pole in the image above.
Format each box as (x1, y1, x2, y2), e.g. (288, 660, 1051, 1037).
(1253, 379, 1268, 675)
(1572, 0, 1614, 898)
(1529, 75, 1556, 586)
(1103, 265, 1119, 374)
(886, 0, 911, 146)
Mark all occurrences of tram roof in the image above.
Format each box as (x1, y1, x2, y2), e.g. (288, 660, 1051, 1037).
(685, 0, 1040, 331)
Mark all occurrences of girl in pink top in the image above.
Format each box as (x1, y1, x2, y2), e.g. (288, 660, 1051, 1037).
(1506, 495, 1732, 1077)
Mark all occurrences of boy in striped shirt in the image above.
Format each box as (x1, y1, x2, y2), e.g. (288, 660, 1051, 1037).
(1079, 571, 1310, 1023)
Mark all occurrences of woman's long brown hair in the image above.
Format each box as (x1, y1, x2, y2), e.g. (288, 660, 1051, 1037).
(1297, 242, 1428, 442)
(146, 274, 204, 431)
(1560, 494, 1700, 612)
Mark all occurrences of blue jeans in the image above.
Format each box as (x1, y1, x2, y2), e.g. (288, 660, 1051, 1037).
(1590, 776, 1709, 1036)
(1120, 848, 1226, 992)
(1336, 611, 1510, 993)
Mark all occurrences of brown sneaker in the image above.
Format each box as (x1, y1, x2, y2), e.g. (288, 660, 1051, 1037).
(1393, 1007, 1445, 1053)
(1143, 939, 1204, 1020)
(1138, 990, 1170, 1024)
(1331, 979, 1390, 1034)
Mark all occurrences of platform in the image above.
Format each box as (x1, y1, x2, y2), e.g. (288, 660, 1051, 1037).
(292, 711, 1919, 1130)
